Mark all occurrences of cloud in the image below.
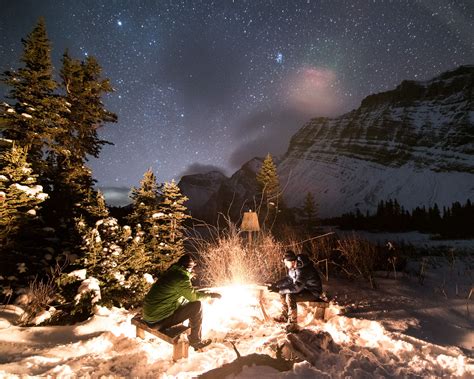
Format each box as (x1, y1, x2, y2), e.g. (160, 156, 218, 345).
(228, 107, 311, 168)
(178, 163, 227, 178)
(228, 65, 346, 169)
(99, 186, 131, 207)
(286, 66, 342, 114)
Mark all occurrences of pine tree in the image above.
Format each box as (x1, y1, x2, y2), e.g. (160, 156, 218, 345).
(1, 18, 67, 178)
(155, 180, 190, 269)
(59, 52, 117, 160)
(127, 169, 161, 235)
(256, 153, 283, 227)
(88, 190, 109, 220)
(0, 144, 48, 275)
(45, 52, 117, 225)
(80, 217, 151, 308)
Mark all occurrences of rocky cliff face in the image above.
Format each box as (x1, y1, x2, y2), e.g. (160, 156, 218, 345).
(180, 66, 474, 220)
(278, 65, 474, 217)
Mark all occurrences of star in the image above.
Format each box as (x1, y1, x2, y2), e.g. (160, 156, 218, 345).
(276, 52, 283, 64)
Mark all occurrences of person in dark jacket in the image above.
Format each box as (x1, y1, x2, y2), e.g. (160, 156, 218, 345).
(268, 250, 323, 331)
(143, 253, 221, 350)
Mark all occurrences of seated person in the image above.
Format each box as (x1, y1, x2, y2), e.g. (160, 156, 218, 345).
(268, 250, 323, 331)
(142, 254, 221, 349)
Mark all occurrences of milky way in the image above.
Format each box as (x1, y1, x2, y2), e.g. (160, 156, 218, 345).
(1, 0, 473, 197)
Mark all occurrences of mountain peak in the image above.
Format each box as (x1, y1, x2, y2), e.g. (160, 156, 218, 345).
(360, 65, 474, 109)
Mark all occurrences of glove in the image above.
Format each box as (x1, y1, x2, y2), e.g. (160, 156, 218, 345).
(266, 283, 278, 293)
(208, 292, 222, 299)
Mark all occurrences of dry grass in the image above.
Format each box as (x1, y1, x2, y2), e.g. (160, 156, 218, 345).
(336, 233, 379, 288)
(18, 276, 57, 326)
(188, 217, 390, 289)
(189, 218, 285, 286)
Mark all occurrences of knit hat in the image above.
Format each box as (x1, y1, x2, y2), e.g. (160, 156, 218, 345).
(283, 250, 297, 261)
(177, 254, 196, 269)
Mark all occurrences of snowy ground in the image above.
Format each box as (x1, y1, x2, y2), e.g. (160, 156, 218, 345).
(0, 256, 472, 378)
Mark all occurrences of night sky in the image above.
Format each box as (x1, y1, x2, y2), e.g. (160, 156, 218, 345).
(1, 1, 473, 203)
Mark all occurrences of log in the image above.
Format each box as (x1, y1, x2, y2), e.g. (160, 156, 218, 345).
(286, 329, 338, 367)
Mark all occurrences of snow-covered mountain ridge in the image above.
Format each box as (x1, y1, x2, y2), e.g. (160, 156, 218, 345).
(181, 66, 474, 219)
(279, 65, 474, 217)
(286, 65, 473, 173)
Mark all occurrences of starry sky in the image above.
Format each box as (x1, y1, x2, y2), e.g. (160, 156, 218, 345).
(1, 0, 473, 203)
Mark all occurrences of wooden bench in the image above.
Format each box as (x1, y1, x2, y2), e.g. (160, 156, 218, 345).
(131, 315, 191, 361)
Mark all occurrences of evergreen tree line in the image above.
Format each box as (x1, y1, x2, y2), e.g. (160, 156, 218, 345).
(334, 198, 474, 238)
(0, 19, 190, 319)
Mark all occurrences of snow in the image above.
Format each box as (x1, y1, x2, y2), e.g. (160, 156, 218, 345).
(10, 183, 48, 201)
(0, 261, 472, 378)
(75, 277, 101, 305)
(68, 269, 87, 280)
(331, 228, 474, 250)
(279, 156, 474, 218)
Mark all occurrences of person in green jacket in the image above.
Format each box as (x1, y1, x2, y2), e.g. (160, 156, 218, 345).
(143, 253, 221, 350)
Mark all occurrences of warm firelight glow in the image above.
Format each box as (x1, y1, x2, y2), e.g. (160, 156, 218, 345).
(201, 284, 267, 337)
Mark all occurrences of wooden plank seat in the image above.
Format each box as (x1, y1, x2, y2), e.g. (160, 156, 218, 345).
(131, 314, 191, 361)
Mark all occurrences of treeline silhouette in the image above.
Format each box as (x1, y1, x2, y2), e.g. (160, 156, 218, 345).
(332, 199, 473, 238)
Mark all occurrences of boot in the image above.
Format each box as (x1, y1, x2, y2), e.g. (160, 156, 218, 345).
(190, 338, 212, 350)
(285, 308, 299, 332)
(285, 322, 300, 333)
(273, 313, 288, 323)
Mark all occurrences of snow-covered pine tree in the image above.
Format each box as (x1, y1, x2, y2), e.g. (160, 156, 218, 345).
(0, 19, 71, 267)
(118, 227, 152, 307)
(43, 52, 117, 241)
(88, 190, 109, 220)
(256, 153, 283, 227)
(127, 169, 161, 239)
(154, 180, 190, 270)
(79, 217, 151, 308)
(1, 18, 68, 180)
(0, 144, 48, 279)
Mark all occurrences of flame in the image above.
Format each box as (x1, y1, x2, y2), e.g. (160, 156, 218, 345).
(201, 284, 266, 337)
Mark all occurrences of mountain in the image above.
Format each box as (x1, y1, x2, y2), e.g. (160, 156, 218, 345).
(180, 66, 474, 220)
(179, 171, 228, 220)
(180, 159, 262, 223)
